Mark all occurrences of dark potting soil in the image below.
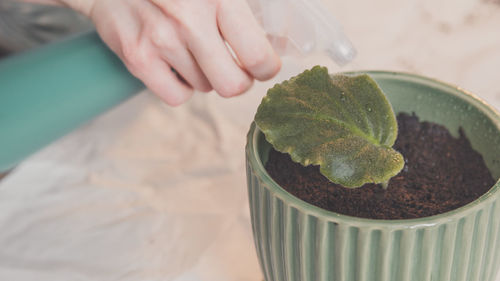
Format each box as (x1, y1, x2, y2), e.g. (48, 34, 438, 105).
(265, 113, 496, 220)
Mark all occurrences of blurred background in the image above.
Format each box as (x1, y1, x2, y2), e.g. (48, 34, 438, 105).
(0, 0, 499, 280)
(0, 0, 91, 55)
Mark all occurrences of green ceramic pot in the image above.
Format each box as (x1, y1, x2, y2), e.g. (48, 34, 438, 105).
(245, 71, 500, 281)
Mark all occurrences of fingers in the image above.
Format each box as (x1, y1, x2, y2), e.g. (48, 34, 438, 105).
(142, 61, 194, 106)
(90, 1, 193, 106)
(145, 5, 212, 93)
(182, 13, 254, 97)
(156, 0, 254, 98)
(122, 38, 194, 106)
(217, 0, 281, 81)
(157, 41, 212, 93)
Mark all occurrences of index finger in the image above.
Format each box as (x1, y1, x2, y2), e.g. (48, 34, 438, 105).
(216, 0, 281, 81)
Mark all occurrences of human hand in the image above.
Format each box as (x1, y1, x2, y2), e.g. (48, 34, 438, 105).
(60, 0, 282, 105)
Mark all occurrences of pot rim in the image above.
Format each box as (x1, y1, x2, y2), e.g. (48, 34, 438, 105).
(247, 70, 500, 228)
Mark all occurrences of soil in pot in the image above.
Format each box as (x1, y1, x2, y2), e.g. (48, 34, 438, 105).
(265, 112, 496, 220)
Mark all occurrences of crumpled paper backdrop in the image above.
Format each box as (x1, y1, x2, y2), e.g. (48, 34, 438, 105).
(1, 0, 500, 280)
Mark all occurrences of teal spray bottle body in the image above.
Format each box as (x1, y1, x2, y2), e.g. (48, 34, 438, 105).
(0, 32, 144, 172)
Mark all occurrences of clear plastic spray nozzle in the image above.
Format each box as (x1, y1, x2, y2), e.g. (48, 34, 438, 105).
(248, 0, 357, 66)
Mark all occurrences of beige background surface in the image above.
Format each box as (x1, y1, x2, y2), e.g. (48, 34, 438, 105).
(0, 0, 499, 280)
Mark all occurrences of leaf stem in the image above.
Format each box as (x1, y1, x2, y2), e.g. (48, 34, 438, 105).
(381, 181, 389, 190)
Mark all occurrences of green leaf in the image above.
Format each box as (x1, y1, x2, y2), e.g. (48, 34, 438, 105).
(255, 66, 404, 188)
